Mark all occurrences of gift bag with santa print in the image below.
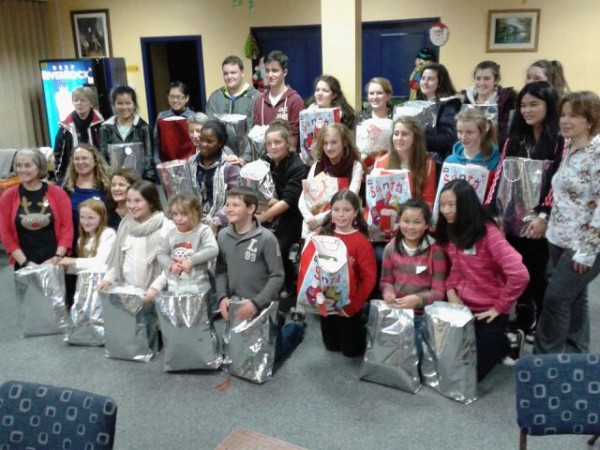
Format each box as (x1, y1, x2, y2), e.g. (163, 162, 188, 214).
(297, 235, 352, 315)
(365, 169, 412, 241)
(302, 173, 349, 217)
(299, 107, 341, 165)
(432, 163, 490, 223)
(356, 118, 393, 168)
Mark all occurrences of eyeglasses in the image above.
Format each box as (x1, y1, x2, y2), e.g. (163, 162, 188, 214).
(168, 95, 186, 101)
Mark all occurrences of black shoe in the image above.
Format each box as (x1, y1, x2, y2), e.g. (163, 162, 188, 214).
(290, 308, 307, 328)
(503, 329, 525, 366)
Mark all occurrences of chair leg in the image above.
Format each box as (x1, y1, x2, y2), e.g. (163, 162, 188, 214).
(588, 435, 599, 446)
(520, 430, 527, 450)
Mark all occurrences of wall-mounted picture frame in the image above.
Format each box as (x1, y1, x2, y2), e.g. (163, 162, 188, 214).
(71, 9, 112, 58)
(486, 9, 540, 53)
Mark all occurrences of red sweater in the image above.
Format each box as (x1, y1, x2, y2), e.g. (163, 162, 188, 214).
(252, 86, 304, 149)
(0, 183, 74, 264)
(333, 230, 377, 317)
(443, 222, 529, 314)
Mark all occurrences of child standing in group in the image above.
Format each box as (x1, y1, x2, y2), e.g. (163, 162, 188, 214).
(435, 179, 529, 381)
(445, 108, 500, 171)
(59, 198, 116, 274)
(216, 187, 305, 369)
(379, 199, 446, 353)
(146, 193, 218, 301)
(318, 190, 377, 357)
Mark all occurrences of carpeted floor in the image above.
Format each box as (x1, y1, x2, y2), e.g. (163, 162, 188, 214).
(0, 248, 598, 450)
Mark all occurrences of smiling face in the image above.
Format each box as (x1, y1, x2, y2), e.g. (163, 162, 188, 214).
(525, 66, 548, 84)
(420, 69, 439, 100)
(199, 128, 222, 161)
(110, 175, 131, 205)
(79, 206, 101, 235)
(457, 120, 482, 154)
(114, 93, 135, 122)
(331, 199, 358, 233)
(392, 122, 415, 159)
(314, 80, 334, 108)
(126, 188, 152, 222)
(560, 101, 590, 142)
(322, 130, 344, 165)
(72, 93, 93, 119)
(520, 93, 547, 129)
(439, 190, 457, 224)
(266, 130, 289, 163)
(188, 123, 203, 149)
(474, 68, 496, 100)
(15, 154, 40, 184)
(72, 147, 96, 177)
(265, 61, 287, 90)
(367, 82, 390, 112)
(167, 87, 189, 112)
(225, 195, 255, 226)
(222, 63, 244, 93)
(399, 207, 428, 248)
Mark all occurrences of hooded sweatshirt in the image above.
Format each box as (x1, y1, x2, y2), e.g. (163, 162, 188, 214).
(252, 86, 304, 149)
(444, 141, 500, 171)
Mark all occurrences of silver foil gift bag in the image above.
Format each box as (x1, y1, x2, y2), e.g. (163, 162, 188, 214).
(495, 157, 553, 237)
(223, 299, 278, 384)
(101, 286, 159, 362)
(360, 301, 420, 393)
(248, 125, 269, 160)
(460, 103, 499, 124)
(394, 100, 436, 128)
(215, 113, 249, 157)
(14, 264, 68, 337)
(155, 291, 222, 372)
(156, 159, 195, 199)
(108, 142, 145, 177)
(421, 302, 477, 404)
(65, 271, 105, 346)
(239, 160, 277, 215)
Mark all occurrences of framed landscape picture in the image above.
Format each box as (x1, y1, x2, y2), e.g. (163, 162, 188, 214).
(487, 9, 540, 52)
(71, 9, 112, 58)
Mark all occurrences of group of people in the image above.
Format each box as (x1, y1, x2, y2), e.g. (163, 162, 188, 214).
(1, 49, 598, 384)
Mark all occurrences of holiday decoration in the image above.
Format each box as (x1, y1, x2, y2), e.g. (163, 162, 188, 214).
(429, 21, 450, 47)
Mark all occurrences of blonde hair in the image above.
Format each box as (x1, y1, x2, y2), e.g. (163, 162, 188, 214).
(313, 123, 363, 169)
(71, 86, 96, 105)
(168, 193, 202, 228)
(77, 199, 108, 257)
(63, 144, 110, 192)
(455, 108, 496, 157)
(365, 77, 393, 96)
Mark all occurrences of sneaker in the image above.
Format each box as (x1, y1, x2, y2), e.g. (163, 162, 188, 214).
(525, 330, 536, 345)
(503, 329, 525, 366)
(290, 308, 307, 328)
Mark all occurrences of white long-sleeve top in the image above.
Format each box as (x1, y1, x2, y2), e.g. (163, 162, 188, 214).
(67, 228, 117, 274)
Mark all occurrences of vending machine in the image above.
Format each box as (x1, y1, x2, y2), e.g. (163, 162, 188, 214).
(39, 57, 127, 147)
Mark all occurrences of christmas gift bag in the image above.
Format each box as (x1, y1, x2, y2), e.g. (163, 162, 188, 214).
(460, 103, 499, 125)
(495, 157, 553, 237)
(302, 173, 349, 217)
(223, 299, 278, 384)
(393, 100, 437, 129)
(64, 270, 105, 346)
(297, 235, 351, 315)
(155, 291, 222, 372)
(356, 118, 393, 166)
(14, 264, 68, 337)
(107, 142, 145, 177)
(215, 113, 249, 157)
(421, 302, 477, 404)
(101, 286, 159, 362)
(248, 125, 269, 160)
(432, 163, 490, 222)
(299, 107, 341, 165)
(156, 159, 196, 199)
(361, 300, 420, 393)
(239, 159, 277, 215)
(157, 116, 195, 161)
(365, 169, 412, 241)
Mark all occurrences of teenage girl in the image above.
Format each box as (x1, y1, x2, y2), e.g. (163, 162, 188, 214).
(380, 199, 447, 352)
(147, 193, 218, 300)
(298, 123, 364, 237)
(445, 107, 500, 171)
(304, 74, 356, 129)
(318, 190, 377, 357)
(525, 60, 570, 98)
(435, 179, 529, 381)
(355, 77, 393, 124)
(97, 180, 173, 298)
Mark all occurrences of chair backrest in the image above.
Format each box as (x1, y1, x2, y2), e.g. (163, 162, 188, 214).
(516, 353, 600, 436)
(0, 380, 117, 449)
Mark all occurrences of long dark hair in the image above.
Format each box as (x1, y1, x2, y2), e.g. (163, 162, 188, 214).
(321, 190, 369, 238)
(508, 81, 559, 158)
(435, 179, 495, 249)
(305, 75, 356, 128)
(416, 62, 457, 99)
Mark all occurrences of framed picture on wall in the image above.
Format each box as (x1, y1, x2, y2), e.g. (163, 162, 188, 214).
(71, 9, 112, 58)
(486, 9, 540, 52)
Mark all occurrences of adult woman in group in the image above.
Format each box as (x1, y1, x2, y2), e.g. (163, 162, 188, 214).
(525, 59, 570, 99)
(106, 168, 140, 230)
(0, 149, 73, 269)
(416, 62, 462, 163)
(461, 60, 515, 149)
(304, 75, 356, 129)
(100, 85, 155, 182)
(187, 119, 240, 234)
(533, 91, 600, 355)
(485, 81, 563, 338)
(154, 81, 194, 163)
(53, 86, 104, 185)
(355, 77, 393, 124)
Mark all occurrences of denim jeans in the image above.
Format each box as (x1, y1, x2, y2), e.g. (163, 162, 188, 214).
(533, 244, 600, 354)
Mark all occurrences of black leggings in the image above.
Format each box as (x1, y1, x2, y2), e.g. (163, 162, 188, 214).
(320, 313, 366, 357)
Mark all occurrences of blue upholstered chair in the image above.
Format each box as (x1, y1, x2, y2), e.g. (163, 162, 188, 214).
(0, 380, 117, 449)
(515, 354, 600, 450)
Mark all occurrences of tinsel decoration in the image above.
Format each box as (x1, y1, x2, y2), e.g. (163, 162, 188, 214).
(232, 0, 253, 11)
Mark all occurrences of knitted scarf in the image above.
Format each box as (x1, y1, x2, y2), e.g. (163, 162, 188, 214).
(72, 110, 93, 143)
(314, 152, 356, 179)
